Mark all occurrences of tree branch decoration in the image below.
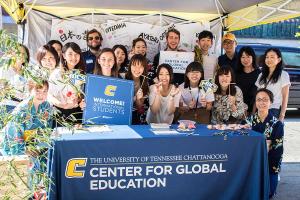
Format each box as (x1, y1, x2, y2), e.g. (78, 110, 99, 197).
(0, 29, 83, 199)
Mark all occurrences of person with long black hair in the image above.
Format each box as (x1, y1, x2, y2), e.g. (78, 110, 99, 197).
(125, 54, 149, 124)
(113, 44, 129, 78)
(255, 48, 290, 121)
(236, 46, 260, 115)
(48, 42, 86, 125)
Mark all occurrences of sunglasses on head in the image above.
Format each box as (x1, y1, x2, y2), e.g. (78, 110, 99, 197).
(88, 36, 101, 41)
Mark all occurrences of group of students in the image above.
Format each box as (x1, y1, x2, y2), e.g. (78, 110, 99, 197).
(0, 28, 290, 198)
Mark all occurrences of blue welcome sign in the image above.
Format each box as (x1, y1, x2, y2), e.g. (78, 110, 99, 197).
(83, 75, 134, 125)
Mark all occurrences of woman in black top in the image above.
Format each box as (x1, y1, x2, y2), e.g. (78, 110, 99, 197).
(236, 46, 260, 115)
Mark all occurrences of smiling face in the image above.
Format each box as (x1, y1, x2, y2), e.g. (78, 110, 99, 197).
(63, 47, 80, 70)
(222, 39, 236, 55)
(166, 32, 180, 50)
(133, 41, 147, 56)
(131, 61, 144, 79)
(158, 67, 170, 86)
(98, 51, 115, 76)
(187, 71, 201, 86)
(218, 72, 232, 88)
(241, 52, 253, 68)
(41, 51, 57, 71)
(114, 47, 126, 66)
(33, 85, 48, 104)
(87, 32, 102, 51)
(198, 37, 212, 52)
(256, 91, 271, 112)
(265, 50, 281, 69)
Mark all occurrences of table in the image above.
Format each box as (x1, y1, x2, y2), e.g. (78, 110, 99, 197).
(48, 125, 269, 200)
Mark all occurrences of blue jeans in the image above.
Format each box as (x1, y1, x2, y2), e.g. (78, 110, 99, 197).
(269, 173, 279, 198)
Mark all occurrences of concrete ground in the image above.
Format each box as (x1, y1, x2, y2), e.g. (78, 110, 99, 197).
(276, 111, 300, 200)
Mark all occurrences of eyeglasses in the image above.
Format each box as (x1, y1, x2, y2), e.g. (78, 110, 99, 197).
(223, 40, 234, 45)
(256, 98, 270, 102)
(88, 36, 101, 41)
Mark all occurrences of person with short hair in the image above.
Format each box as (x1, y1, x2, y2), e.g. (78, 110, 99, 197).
(178, 62, 214, 124)
(255, 48, 290, 121)
(211, 65, 247, 124)
(152, 28, 186, 85)
(218, 32, 238, 72)
(248, 88, 284, 198)
(36, 44, 59, 76)
(194, 30, 218, 80)
(2, 80, 52, 194)
(82, 29, 103, 73)
(146, 64, 181, 124)
(2, 80, 52, 155)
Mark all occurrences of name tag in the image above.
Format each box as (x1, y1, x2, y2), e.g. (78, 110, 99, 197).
(86, 59, 93, 64)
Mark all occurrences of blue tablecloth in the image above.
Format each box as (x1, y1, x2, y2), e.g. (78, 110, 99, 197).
(48, 125, 269, 200)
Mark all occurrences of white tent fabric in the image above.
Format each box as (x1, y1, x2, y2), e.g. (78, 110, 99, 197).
(25, 0, 269, 14)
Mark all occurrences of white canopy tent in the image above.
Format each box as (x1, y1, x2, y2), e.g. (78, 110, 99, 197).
(0, 0, 299, 60)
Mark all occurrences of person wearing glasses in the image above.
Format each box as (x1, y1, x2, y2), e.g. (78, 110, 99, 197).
(248, 88, 284, 198)
(218, 33, 238, 72)
(83, 29, 103, 74)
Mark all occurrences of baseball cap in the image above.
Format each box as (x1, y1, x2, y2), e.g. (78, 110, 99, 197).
(222, 33, 236, 42)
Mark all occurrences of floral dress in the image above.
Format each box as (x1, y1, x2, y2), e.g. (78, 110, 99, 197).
(211, 86, 247, 124)
(248, 112, 284, 174)
(2, 97, 52, 188)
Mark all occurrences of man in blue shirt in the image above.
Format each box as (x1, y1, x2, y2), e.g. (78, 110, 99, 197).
(82, 29, 103, 73)
(218, 33, 238, 72)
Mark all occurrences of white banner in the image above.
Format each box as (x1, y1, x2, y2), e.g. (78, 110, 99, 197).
(101, 21, 131, 51)
(50, 19, 102, 52)
(159, 51, 195, 74)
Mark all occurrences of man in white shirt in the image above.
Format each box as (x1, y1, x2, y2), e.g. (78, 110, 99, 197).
(195, 30, 218, 80)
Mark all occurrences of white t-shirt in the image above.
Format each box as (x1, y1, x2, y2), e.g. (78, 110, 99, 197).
(255, 71, 290, 109)
(179, 83, 214, 107)
(48, 68, 85, 105)
(146, 85, 181, 124)
(0, 67, 28, 101)
(202, 53, 218, 80)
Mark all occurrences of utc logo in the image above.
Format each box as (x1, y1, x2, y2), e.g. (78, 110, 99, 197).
(104, 85, 117, 96)
(65, 158, 87, 178)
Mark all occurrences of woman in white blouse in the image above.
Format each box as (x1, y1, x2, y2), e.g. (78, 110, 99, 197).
(255, 48, 290, 121)
(48, 42, 86, 125)
(146, 64, 180, 124)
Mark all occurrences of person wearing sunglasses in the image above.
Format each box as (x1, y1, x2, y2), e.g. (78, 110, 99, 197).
(82, 29, 103, 74)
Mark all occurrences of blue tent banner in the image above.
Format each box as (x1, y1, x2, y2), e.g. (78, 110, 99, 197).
(83, 75, 134, 125)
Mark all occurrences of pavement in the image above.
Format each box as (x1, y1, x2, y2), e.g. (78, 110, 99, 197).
(275, 116, 300, 200)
